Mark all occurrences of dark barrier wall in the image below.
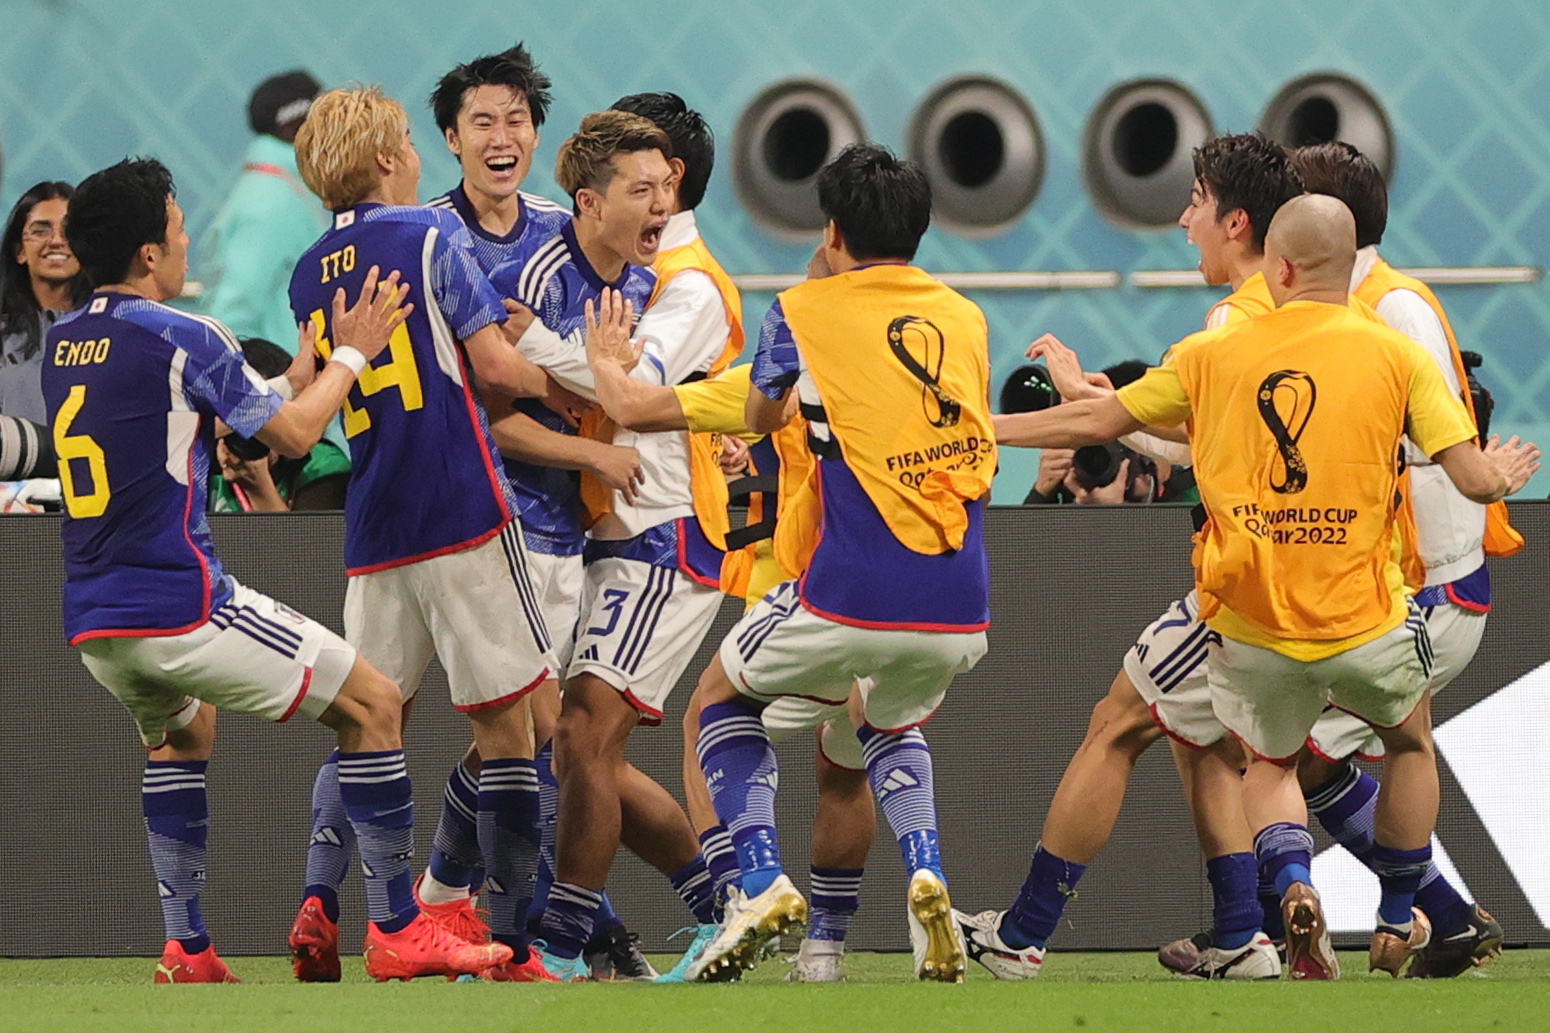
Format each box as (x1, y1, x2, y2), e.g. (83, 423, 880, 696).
(3, 505, 1547, 957)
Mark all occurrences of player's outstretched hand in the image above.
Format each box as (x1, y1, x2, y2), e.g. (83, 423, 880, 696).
(585, 288, 643, 370)
(591, 443, 645, 503)
(333, 266, 412, 362)
(1026, 334, 1109, 401)
(1484, 434, 1541, 495)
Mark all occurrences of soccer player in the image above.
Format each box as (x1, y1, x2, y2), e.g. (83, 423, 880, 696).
(586, 322, 878, 983)
(952, 133, 1303, 981)
(1292, 141, 1516, 976)
(285, 86, 566, 983)
(995, 193, 1538, 975)
(512, 100, 748, 979)
(46, 156, 511, 983)
(681, 144, 992, 983)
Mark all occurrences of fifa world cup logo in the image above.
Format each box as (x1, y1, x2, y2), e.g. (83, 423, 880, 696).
(1256, 370, 1316, 494)
(888, 316, 961, 428)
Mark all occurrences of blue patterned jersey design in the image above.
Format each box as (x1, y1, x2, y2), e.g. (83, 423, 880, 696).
(43, 294, 283, 643)
(752, 299, 990, 630)
(425, 184, 570, 275)
(487, 221, 656, 555)
(289, 203, 515, 573)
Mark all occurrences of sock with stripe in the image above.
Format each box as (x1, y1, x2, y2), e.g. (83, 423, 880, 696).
(808, 866, 863, 942)
(1373, 842, 1431, 929)
(337, 750, 418, 934)
(1255, 821, 1314, 897)
(858, 727, 943, 879)
(1000, 844, 1086, 950)
(698, 698, 784, 899)
(669, 854, 718, 925)
(143, 760, 211, 954)
(303, 750, 354, 923)
(422, 760, 482, 904)
(1307, 761, 1472, 936)
(538, 882, 602, 960)
(478, 758, 542, 958)
(1206, 852, 1261, 950)
(526, 742, 560, 931)
(700, 824, 743, 911)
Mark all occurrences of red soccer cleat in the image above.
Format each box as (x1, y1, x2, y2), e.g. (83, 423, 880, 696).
(364, 912, 513, 982)
(414, 874, 492, 945)
(289, 896, 341, 983)
(480, 950, 561, 983)
(154, 940, 241, 984)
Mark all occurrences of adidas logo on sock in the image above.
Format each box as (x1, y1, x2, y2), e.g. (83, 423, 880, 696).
(486, 877, 506, 895)
(876, 769, 919, 798)
(361, 860, 376, 878)
(157, 880, 175, 899)
(311, 826, 343, 847)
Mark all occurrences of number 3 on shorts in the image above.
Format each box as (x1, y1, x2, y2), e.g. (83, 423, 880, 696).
(586, 588, 631, 637)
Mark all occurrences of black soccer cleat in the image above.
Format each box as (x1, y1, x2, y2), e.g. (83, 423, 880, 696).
(584, 925, 660, 982)
(1407, 904, 1504, 979)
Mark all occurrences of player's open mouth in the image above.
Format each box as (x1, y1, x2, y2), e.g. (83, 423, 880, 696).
(486, 157, 518, 175)
(640, 222, 666, 253)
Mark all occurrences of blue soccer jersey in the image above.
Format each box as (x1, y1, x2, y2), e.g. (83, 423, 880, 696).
(289, 204, 515, 574)
(487, 222, 656, 556)
(43, 294, 283, 643)
(425, 184, 570, 275)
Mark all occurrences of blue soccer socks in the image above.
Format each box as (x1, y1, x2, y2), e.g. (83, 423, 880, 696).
(426, 759, 482, 898)
(859, 727, 943, 879)
(1001, 844, 1087, 950)
(1206, 852, 1261, 950)
(302, 750, 354, 922)
(809, 866, 864, 942)
(698, 698, 784, 899)
(478, 758, 542, 955)
(337, 751, 417, 933)
(142, 760, 211, 953)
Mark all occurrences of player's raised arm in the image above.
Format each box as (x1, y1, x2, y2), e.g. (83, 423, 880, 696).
(585, 289, 690, 432)
(993, 396, 1145, 449)
(256, 266, 411, 458)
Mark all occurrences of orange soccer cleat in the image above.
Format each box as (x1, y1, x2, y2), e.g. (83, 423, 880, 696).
(414, 875, 492, 945)
(154, 940, 241, 984)
(289, 896, 341, 983)
(480, 950, 562, 983)
(364, 912, 513, 982)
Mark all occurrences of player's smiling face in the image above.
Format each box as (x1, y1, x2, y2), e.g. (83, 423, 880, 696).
(449, 85, 538, 201)
(589, 148, 674, 268)
(16, 197, 80, 286)
(1180, 179, 1232, 287)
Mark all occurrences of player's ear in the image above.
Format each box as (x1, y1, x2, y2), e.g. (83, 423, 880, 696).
(576, 187, 602, 221)
(444, 127, 461, 157)
(1226, 208, 1251, 243)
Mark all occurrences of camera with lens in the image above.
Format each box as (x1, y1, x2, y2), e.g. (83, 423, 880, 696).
(223, 432, 271, 463)
(1071, 441, 1156, 492)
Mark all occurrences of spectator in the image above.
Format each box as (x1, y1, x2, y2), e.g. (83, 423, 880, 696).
(1, 181, 89, 424)
(210, 337, 351, 511)
(201, 70, 326, 351)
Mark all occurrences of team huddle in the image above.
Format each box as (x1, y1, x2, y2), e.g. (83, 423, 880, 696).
(41, 42, 1538, 986)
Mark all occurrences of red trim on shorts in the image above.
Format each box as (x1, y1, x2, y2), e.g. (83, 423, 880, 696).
(862, 705, 940, 736)
(622, 688, 663, 727)
(1444, 582, 1490, 614)
(1228, 730, 1299, 767)
(279, 667, 314, 723)
(797, 587, 989, 634)
(1303, 735, 1344, 766)
(676, 517, 723, 589)
(70, 616, 211, 646)
(736, 670, 849, 708)
(1326, 695, 1424, 733)
(346, 523, 505, 576)
(1354, 748, 1385, 763)
(1148, 702, 1209, 751)
(453, 668, 550, 713)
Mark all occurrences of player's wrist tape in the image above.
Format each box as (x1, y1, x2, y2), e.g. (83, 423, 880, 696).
(328, 346, 368, 376)
(264, 375, 295, 401)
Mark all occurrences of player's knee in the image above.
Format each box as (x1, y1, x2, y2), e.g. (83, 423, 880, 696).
(815, 745, 869, 798)
(330, 661, 403, 738)
(1087, 687, 1160, 758)
(157, 702, 217, 760)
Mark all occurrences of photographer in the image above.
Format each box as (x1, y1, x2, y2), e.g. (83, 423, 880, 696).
(1003, 359, 1196, 505)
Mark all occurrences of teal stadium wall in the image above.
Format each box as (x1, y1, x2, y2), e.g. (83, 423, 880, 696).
(3, 0, 1548, 496)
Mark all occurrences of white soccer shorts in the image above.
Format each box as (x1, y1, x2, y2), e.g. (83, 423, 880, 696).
(344, 522, 553, 712)
(721, 580, 986, 735)
(1306, 600, 1486, 762)
(522, 549, 585, 673)
(762, 689, 869, 771)
(1208, 604, 1433, 763)
(80, 579, 355, 748)
(1124, 590, 1224, 748)
(567, 555, 724, 725)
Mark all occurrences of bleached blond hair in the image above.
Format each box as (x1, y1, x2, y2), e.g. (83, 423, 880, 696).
(294, 86, 408, 210)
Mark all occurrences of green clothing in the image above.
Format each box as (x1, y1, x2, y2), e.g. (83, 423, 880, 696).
(202, 135, 326, 353)
(210, 439, 352, 512)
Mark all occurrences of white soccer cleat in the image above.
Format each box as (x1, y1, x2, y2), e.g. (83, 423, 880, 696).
(1159, 931, 1281, 980)
(786, 938, 847, 982)
(907, 870, 966, 983)
(953, 908, 1045, 980)
(686, 874, 808, 983)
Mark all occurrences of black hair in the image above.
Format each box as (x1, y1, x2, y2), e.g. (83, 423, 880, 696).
(1191, 133, 1303, 253)
(1101, 360, 1150, 390)
(815, 144, 932, 262)
(65, 158, 176, 288)
(1291, 141, 1388, 249)
(430, 42, 552, 134)
(610, 92, 714, 211)
(1, 181, 90, 360)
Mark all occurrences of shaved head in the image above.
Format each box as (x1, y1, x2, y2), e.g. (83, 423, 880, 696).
(1263, 194, 1358, 304)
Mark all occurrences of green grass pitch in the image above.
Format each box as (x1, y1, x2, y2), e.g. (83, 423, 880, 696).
(5, 951, 1549, 1033)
